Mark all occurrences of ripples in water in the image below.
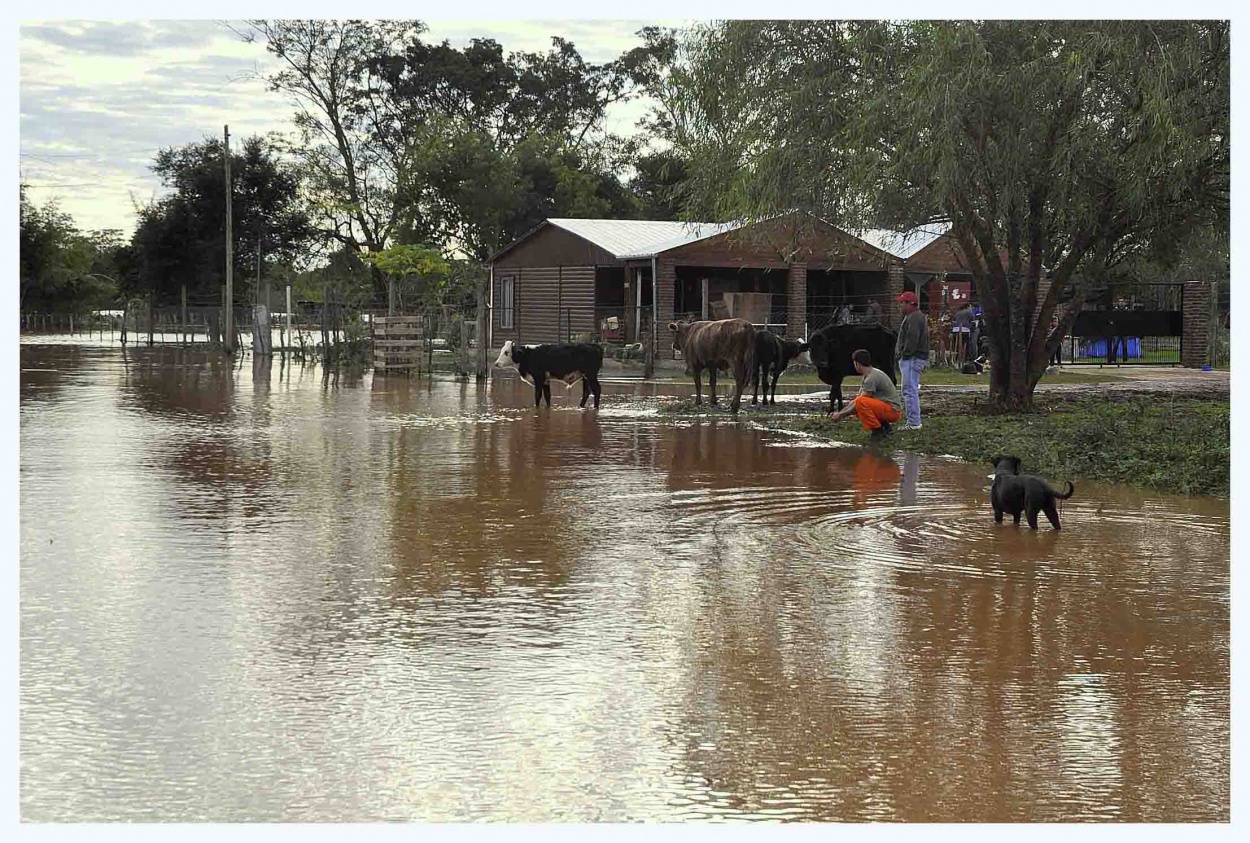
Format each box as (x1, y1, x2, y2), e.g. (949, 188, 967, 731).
(19, 346, 1230, 822)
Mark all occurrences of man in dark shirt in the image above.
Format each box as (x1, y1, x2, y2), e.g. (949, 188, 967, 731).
(895, 291, 929, 429)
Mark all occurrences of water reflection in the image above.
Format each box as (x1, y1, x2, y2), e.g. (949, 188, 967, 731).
(20, 345, 1229, 822)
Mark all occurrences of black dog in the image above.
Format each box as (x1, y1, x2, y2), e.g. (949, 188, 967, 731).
(989, 455, 1075, 530)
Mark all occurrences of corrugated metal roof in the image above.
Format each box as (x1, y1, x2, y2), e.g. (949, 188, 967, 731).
(548, 218, 741, 260)
(857, 221, 953, 260)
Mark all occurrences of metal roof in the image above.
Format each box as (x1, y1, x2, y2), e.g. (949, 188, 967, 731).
(857, 221, 953, 260)
(547, 218, 742, 260)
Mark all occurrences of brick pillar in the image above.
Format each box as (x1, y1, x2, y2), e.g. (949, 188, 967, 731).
(1181, 279, 1211, 368)
(787, 262, 807, 338)
(885, 261, 906, 327)
(656, 259, 676, 359)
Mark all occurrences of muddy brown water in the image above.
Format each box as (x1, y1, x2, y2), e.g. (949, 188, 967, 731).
(20, 343, 1229, 822)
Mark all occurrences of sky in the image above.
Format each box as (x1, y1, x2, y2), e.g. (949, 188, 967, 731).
(18, 1, 1227, 237)
(18, 15, 687, 236)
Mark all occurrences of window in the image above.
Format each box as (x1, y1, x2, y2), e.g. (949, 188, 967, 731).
(500, 277, 515, 329)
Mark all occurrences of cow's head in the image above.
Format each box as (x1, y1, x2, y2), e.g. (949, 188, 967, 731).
(494, 340, 518, 369)
(806, 332, 829, 367)
(669, 320, 694, 354)
(785, 338, 812, 367)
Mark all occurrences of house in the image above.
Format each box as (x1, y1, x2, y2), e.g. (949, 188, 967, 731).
(486, 211, 965, 358)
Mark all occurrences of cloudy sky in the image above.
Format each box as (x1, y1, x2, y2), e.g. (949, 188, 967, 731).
(18, 12, 695, 236)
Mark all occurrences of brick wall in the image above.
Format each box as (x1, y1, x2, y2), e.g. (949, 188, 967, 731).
(656, 259, 676, 359)
(787, 263, 807, 338)
(886, 261, 906, 327)
(1181, 280, 1211, 368)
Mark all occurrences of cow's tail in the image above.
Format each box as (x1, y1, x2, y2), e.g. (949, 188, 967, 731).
(740, 330, 757, 390)
(1051, 481, 1075, 500)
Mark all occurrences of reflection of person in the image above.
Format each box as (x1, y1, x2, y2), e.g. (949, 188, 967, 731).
(827, 348, 903, 441)
(900, 452, 920, 507)
(852, 452, 901, 507)
(895, 291, 929, 429)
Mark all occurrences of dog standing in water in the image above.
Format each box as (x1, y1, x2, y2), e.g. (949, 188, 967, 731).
(989, 455, 1075, 530)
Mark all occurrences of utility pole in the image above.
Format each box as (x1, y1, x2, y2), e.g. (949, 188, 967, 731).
(223, 125, 235, 354)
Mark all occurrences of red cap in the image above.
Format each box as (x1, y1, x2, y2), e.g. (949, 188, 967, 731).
(897, 291, 919, 305)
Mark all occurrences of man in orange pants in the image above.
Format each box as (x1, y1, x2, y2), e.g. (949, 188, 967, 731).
(827, 348, 904, 441)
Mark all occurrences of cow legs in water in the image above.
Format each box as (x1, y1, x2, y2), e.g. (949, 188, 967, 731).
(542, 380, 552, 407)
(579, 375, 602, 409)
(533, 378, 545, 407)
(692, 368, 703, 406)
(707, 366, 718, 406)
(751, 360, 761, 405)
(769, 367, 780, 405)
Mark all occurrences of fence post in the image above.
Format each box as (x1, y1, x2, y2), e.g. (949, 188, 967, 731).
(476, 281, 488, 381)
(643, 323, 654, 379)
(1209, 279, 1219, 368)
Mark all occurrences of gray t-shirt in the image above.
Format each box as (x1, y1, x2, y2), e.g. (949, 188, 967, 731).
(860, 367, 903, 412)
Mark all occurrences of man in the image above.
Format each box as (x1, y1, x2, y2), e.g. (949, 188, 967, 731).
(1047, 314, 1063, 367)
(827, 348, 903, 441)
(866, 298, 884, 325)
(895, 290, 928, 429)
(952, 302, 974, 363)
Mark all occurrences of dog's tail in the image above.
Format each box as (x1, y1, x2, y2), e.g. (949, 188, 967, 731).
(1052, 481, 1075, 499)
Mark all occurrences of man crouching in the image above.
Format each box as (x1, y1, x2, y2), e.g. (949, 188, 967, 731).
(827, 348, 904, 442)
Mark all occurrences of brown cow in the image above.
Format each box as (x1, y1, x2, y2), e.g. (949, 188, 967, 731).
(669, 318, 757, 414)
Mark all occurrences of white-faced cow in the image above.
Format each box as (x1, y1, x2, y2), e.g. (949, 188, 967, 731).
(494, 340, 604, 409)
(807, 323, 898, 413)
(669, 318, 756, 414)
(752, 331, 811, 406)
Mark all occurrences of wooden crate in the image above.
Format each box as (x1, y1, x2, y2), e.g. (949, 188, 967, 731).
(373, 316, 425, 373)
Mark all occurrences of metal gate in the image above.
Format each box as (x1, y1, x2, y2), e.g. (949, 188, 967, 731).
(1061, 283, 1183, 366)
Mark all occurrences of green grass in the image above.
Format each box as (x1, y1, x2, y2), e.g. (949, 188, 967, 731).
(770, 368, 1125, 386)
(786, 395, 1229, 497)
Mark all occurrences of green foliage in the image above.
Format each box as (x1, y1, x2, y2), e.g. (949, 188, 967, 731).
(362, 244, 452, 309)
(130, 135, 312, 305)
(246, 20, 672, 265)
(20, 185, 121, 313)
(656, 21, 1229, 407)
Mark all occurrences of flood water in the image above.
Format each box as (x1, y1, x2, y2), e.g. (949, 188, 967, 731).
(20, 343, 1230, 822)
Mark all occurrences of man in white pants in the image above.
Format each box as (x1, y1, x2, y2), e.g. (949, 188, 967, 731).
(895, 291, 929, 429)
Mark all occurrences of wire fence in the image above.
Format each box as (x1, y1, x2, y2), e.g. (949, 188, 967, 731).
(22, 283, 1227, 370)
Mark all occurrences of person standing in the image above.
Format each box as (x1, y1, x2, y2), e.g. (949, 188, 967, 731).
(1048, 314, 1063, 367)
(866, 298, 884, 324)
(952, 302, 974, 363)
(895, 291, 928, 429)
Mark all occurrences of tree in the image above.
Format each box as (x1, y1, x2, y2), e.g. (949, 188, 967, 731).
(130, 135, 312, 306)
(19, 185, 118, 313)
(367, 30, 668, 259)
(241, 20, 425, 297)
(363, 244, 452, 311)
(658, 21, 1229, 409)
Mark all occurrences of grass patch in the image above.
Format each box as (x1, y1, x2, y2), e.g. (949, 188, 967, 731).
(773, 368, 1125, 387)
(786, 395, 1228, 497)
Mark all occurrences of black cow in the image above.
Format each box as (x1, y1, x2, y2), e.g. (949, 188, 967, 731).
(751, 331, 810, 405)
(494, 340, 604, 409)
(807, 323, 898, 412)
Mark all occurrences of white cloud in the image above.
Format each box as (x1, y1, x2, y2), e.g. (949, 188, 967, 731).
(19, 18, 680, 235)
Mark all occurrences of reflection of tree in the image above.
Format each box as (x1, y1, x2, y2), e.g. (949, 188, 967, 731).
(373, 381, 616, 601)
